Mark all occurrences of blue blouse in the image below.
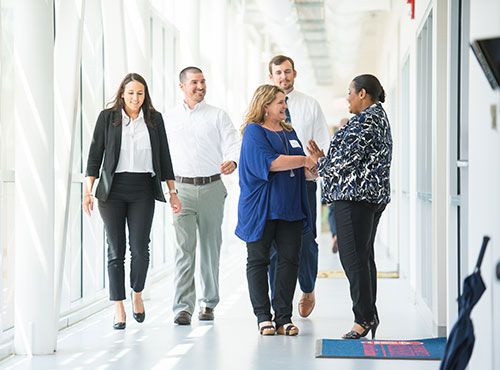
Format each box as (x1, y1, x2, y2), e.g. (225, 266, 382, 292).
(235, 123, 311, 243)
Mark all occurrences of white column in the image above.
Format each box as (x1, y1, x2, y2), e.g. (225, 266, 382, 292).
(53, 0, 86, 350)
(101, 0, 128, 99)
(123, 0, 150, 80)
(0, 0, 3, 336)
(14, 0, 56, 355)
(431, 0, 448, 337)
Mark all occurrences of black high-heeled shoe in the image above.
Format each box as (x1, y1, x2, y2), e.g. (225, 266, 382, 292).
(342, 317, 379, 339)
(113, 315, 126, 330)
(131, 291, 145, 323)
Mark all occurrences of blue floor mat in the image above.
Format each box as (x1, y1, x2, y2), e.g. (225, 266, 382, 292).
(315, 337, 447, 360)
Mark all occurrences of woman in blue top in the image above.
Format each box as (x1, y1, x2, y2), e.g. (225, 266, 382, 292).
(307, 74, 392, 340)
(236, 84, 315, 336)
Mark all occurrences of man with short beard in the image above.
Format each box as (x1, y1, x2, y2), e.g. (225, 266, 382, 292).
(268, 55, 330, 318)
(164, 66, 240, 325)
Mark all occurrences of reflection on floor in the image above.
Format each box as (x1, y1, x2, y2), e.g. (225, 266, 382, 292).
(1, 234, 439, 370)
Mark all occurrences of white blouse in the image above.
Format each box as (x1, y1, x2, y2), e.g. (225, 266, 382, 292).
(115, 109, 155, 175)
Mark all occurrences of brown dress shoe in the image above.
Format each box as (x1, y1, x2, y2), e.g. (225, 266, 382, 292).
(198, 307, 214, 321)
(298, 291, 315, 318)
(174, 311, 192, 325)
(332, 235, 338, 253)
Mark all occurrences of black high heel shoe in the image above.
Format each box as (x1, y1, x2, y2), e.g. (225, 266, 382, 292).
(113, 315, 126, 330)
(342, 317, 379, 339)
(131, 291, 145, 323)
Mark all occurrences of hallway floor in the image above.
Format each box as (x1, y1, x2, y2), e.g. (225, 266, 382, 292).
(1, 234, 440, 370)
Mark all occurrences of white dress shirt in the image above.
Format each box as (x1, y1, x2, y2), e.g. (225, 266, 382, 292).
(163, 100, 240, 177)
(115, 109, 154, 175)
(286, 89, 331, 152)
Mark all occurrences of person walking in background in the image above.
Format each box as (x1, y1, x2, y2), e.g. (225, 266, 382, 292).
(236, 84, 316, 336)
(164, 67, 240, 326)
(307, 74, 392, 339)
(83, 73, 181, 330)
(268, 55, 330, 318)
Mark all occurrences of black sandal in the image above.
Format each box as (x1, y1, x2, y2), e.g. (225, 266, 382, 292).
(258, 322, 275, 336)
(277, 323, 299, 336)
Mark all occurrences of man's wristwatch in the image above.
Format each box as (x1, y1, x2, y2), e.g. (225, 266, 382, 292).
(169, 189, 178, 194)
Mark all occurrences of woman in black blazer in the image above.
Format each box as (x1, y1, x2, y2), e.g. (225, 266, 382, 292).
(83, 73, 182, 329)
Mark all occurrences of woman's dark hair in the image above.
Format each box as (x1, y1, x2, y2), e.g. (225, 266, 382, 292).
(352, 74, 386, 103)
(107, 73, 157, 128)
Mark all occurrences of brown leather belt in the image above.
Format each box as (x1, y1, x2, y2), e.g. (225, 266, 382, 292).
(175, 174, 221, 185)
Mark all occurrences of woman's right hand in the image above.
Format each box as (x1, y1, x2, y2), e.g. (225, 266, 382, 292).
(82, 194, 94, 216)
(304, 156, 317, 172)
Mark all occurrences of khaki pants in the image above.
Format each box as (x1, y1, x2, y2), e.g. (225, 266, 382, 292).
(172, 180, 227, 315)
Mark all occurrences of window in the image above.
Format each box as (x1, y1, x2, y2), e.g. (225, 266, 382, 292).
(416, 12, 433, 309)
(0, 0, 16, 333)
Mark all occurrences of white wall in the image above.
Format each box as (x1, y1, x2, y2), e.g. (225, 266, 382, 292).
(467, 0, 500, 368)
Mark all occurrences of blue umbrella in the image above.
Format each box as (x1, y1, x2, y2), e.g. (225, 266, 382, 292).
(440, 236, 490, 370)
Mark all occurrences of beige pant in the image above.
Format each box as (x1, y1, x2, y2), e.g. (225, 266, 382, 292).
(172, 180, 227, 315)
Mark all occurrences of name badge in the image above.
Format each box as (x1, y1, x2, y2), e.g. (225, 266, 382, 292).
(289, 139, 301, 148)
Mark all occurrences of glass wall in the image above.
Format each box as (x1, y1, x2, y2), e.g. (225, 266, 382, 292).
(58, 2, 181, 317)
(0, 0, 272, 354)
(0, 1, 183, 334)
(148, 15, 178, 272)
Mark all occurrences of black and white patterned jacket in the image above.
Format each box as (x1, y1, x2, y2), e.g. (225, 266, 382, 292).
(317, 103, 392, 204)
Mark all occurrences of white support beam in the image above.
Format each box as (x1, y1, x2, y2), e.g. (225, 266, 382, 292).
(53, 0, 86, 351)
(14, 0, 56, 355)
(431, 0, 449, 337)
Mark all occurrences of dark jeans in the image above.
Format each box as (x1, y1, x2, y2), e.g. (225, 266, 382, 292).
(98, 173, 155, 301)
(269, 181, 318, 301)
(334, 200, 386, 324)
(246, 219, 302, 328)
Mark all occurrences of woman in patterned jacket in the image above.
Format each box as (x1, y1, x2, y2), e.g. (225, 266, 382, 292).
(307, 74, 392, 339)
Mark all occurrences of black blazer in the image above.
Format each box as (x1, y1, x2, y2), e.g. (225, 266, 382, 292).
(85, 109, 175, 202)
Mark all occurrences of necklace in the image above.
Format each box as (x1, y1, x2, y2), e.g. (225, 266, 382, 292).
(272, 129, 295, 177)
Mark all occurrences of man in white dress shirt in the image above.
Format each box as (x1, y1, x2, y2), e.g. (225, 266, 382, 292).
(268, 55, 330, 318)
(164, 67, 240, 325)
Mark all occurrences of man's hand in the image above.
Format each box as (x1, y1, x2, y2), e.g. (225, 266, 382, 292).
(169, 194, 182, 214)
(220, 161, 237, 175)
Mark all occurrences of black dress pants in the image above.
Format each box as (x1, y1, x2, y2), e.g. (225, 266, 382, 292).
(98, 173, 155, 301)
(334, 200, 386, 324)
(246, 219, 302, 328)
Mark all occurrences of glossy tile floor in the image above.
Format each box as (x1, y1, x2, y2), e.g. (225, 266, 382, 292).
(1, 234, 440, 370)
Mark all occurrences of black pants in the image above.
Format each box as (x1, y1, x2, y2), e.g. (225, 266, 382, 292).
(246, 219, 302, 328)
(334, 200, 386, 324)
(98, 173, 155, 301)
(269, 181, 318, 300)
